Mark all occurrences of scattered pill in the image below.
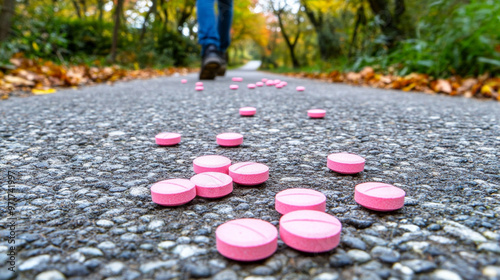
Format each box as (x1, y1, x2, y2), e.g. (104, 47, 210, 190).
(274, 79, 281, 84)
(281, 81, 288, 86)
(279, 210, 342, 253)
(307, 109, 326, 118)
(190, 172, 233, 198)
(296, 86, 305, 91)
(216, 218, 278, 261)
(232, 77, 243, 82)
(181, 79, 187, 84)
(248, 84, 256, 89)
(266, 80, 275, 86)
(195, 86, 204, 91)
(275, 188, 326, 215)
(262, 78, 268, 82)
(327, 153, 365, 174)
(230, 85, 239, 90)
(229, 162, 269, 185)
(256, 82, 264, 87)
(239, 107, 256, 117)
(355, 182, 405, 211)
(150, 179, 196, 206)
(196, 82, 203, 86)
(275, 84, 283, 89)
(217, 133, 243, 147)
(193, 155, 232, 174)
(155, 132, 181, 146)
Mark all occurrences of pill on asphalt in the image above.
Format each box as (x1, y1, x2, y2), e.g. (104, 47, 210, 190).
(190, 172, 233, 198)
(279, 210, 342, 253)
(256, 82, 264, 87)
(230, 85, 239, 90)
(266, 80, 275, 86)
(296, 86, 305, 91)
(354, 182, 405, 211)
(193, 155, 232, 174)
(232, 77, 243, 82)
(274, 79, 281, 84)
(217, 132, 243, 147)
(307, 109, 326, 118)
(151, 179, 196, 206)
(195, 86, 204, 91)
(262, 78, 268, 82)
(181, 79, 187, 84)
(247, 84, 256, 89)
(281, 81, 288, 86)
(196, 82, 203, 86)
(216, 218, 278, 261)
(327, 153, 365, 174)
(155, 132, 181, 146)
(229, 162, 269, 185)
(275, 188, 326, 215)
(239, 107, 256, 116)
(275, 84, 283, 89)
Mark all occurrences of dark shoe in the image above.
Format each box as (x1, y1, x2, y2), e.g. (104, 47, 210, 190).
(217, 52, 228, 76)
(199, 45, 222, 80)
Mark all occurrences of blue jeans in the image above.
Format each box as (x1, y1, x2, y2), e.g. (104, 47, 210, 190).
(197, 0, 233, 56)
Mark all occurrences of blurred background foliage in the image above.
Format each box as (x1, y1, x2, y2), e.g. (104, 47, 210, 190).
(0, 0, 498, 78)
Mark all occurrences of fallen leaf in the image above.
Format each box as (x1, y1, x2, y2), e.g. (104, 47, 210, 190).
(32, 88, 57, 95)
(436, 79, 452, 94)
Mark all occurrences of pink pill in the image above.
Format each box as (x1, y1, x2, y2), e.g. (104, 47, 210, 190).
(275, 188, 326, 215)
(150, 179, 196, 206)
(229, 162, 269, 186)
(216, 218, 278, 261)
(247, 84, 256, 89)
(296, 86, 305, 91)
(181, 79, 187, 84)
(266, 80, 275, 86)
(190, 172, 233, 198)
(262, 78, 268, 82)
(230, 85, 239, 90)
(193, 155, 231, 174)
(232, 77, 243, 82)
(327, 153, 365, 174)
(274, 79, 281, 84)
(281, 81, 288, 86)
(239, 107, 256, 116)
(307, 109, 326, 118)
(217, 132, 243, 147)
(355, 182, 405, 211)
(195, 86, 204, 91)
(196, 82, 203, 86)
(275, 84, 283, 89)
(279, 210, 342, 253)
(256, 82, 264, 87)
(155, 132, 181, 146)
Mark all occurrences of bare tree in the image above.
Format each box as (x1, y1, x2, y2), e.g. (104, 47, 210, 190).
(272, 1, 301, 68)
(0, 0, 16, 41)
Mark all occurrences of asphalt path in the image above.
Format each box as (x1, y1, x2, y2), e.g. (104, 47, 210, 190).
(0, 61, 499, 280)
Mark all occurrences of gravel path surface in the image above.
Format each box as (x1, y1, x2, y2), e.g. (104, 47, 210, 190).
(1, 63, 499, 280)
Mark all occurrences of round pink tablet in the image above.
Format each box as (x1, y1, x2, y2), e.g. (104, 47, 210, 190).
(232, 77, 243, 82)
(216, 218, 278, 261)
(155, 132, 181, 146)
(190, 172, 233, 198)
(181, 79, 187, 84)
(150, 179, 196, 206)
(196, 82, 203, 86)
(247, 84, 256, 89)
(275, 188, 326, 215)
(279, 210, 342, 253)
(281, 81, 288, 86)
(193, 155, 231, 174)
(275, 84, 283, 89)
(327, 153, 365, 174)
(195, 86, 204, 91)
(217, 133, 243, 147)
(262, 78, 268, 82)
(274, 79, 281, 84)
(308, 109, 326, 118)
(296, 86, 305, 91)
(239, 107, 256, 116)
(256, 82, 264, 87)
(230, 85, 239, 90)
(355, 182, 405, 211)
(266, 80, 275, 86)
(229, 162, 269, 186)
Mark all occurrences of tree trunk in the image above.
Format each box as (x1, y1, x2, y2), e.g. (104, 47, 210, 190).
(348, 5, 366, 58)
(275, 9, 300, 68)
(367, 0, 403, 48)
(0, 0, 16, 41)
(72, 0, 82, 18)
(140, 0, 157, 42)
(110, 0, 124, 63)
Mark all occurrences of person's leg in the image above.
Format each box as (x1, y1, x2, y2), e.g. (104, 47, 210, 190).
(197, 0, 220, 56)
(217, 0, 233, 53)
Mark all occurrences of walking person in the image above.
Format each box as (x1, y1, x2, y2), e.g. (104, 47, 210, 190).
(196, 0, 233, 80)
